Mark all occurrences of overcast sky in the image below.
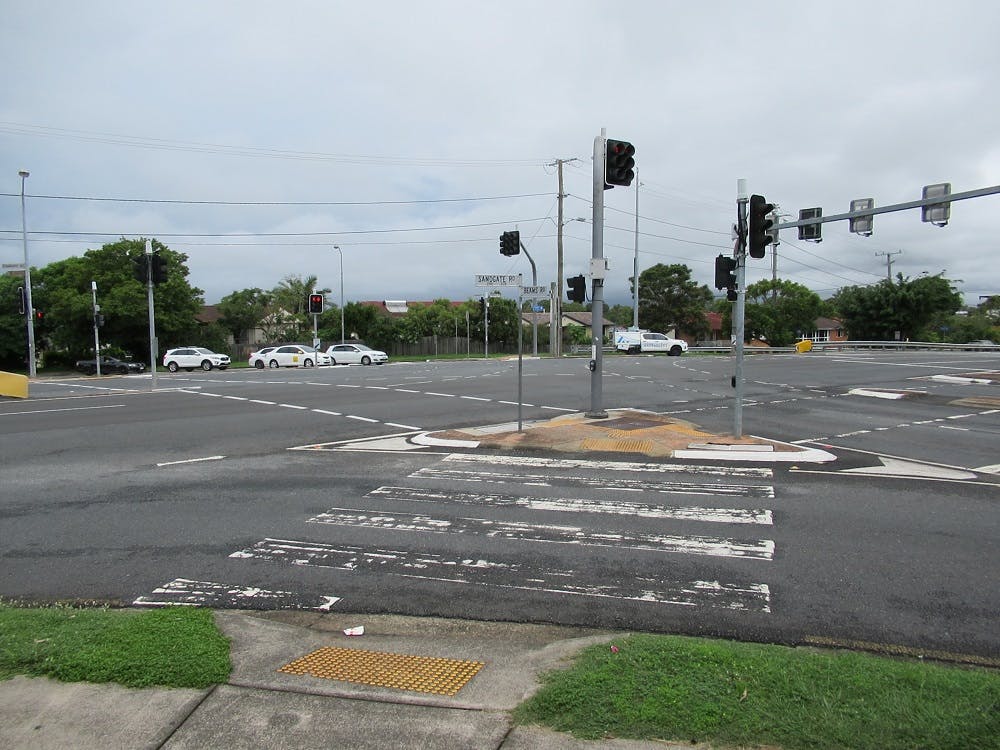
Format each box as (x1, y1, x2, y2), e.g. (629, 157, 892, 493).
(2, 1, 998, 311)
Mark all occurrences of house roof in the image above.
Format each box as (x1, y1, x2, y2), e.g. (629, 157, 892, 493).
(814, 317, 844, 330)
(196, 305, 222, 324)
(562, 311, 615, 327)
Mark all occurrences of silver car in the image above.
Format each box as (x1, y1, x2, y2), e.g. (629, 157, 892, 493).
(163, 347, 231, 372)
(262, 344, 331, 368)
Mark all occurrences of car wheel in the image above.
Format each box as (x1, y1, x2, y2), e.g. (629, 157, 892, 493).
(254, 360, 264, 369)
(669, 346, 682, 356)
(329, 358, 337, 366)
(167, 361, 179, 373)
(219, 366, 228, 370)
(269, 359, 280, 369)
(304, 359, 314, 368)
(201, 360, 213, 371)
(119, 365, 129, 374)
(87, 366, 96, 376)
(361, 356, 371, 365)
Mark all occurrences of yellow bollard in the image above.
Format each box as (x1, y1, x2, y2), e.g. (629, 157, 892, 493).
(0, 371, 29, 398)
(795, 340, 813, 354)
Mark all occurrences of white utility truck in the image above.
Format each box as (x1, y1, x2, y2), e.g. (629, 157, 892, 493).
(614, 330, 688, 356)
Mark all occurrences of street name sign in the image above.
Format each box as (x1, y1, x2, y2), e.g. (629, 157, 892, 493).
(521, 285, 549, 299)
(475, 274, 520, 287)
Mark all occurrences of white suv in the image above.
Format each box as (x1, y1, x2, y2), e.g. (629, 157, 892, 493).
(163, 347, 231, 372)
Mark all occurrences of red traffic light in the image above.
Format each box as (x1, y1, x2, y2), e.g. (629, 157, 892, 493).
(605, 139, 635, 187)
(308, 294, 324, 314)
(34, 309, 44, 320)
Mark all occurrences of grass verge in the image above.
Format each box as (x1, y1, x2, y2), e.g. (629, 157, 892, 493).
(514, 634, 1000, 750)
(0, 604, 231, 689)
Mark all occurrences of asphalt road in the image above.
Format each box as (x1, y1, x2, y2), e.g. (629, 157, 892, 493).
(1, 350, 998, 662)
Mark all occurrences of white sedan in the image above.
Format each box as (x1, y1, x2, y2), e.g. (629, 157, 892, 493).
(325, 343, 389, 365)
(261, 344, 331, 368)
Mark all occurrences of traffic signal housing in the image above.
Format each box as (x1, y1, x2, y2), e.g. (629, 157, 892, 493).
(150, 253, 169, 284)
(132, 255, 148, 284)
(308, 294, 324, 314)
(567, 274, 586, 303)
(748, 194, 775, 258)
(499, 231, 520, 256)
(714, 255, 737, 292)
(605, 139, 635, 187)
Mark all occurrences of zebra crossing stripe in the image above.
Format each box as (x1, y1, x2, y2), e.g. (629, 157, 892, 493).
(230, 538, 771, 612)
(443, 452, 773, 478)
(369, 485, 773, 525)
(307, 508, 774, 560)
(411, 467, 775, 499)
(132, 577, 340, 611)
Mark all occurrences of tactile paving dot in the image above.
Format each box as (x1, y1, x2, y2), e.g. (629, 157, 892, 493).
(580, 438, 653, 453)
(278, 646, 485, 695)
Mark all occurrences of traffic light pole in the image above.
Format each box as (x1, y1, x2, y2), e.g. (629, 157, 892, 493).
(91, 281, 101, 377)
(587, 130, 608, 419)
(734, 179, 748, 439)
(145, 239, 158, 391)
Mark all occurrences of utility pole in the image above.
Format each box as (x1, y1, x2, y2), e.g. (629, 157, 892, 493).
(145, 239, 158, 391)
(734, 179, 748, 439)
(550, 157, 578, 356)
(876, 250, 903, 281)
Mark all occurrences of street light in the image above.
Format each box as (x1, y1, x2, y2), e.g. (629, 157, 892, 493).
(19, 169, 36, 378)
(333, 245, 345, 344)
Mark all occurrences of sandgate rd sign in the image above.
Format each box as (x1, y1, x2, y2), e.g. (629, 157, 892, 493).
(475, 274, 521, 287)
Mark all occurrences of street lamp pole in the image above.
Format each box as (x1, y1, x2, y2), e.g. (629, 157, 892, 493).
(19, 170, 36, 378)
(333, 245, 345, 344)
(91, 281, 102, 376)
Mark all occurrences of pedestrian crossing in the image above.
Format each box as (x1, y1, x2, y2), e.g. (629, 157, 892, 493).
(135, 452, 778, 615)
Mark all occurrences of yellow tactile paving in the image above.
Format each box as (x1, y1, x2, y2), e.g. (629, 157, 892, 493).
(579, 438, 654, 453)
(278, 646, 485, 695)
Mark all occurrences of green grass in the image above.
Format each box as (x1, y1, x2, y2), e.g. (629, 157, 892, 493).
(515, 634, 1000, 750)
(0, 604, 231, 689)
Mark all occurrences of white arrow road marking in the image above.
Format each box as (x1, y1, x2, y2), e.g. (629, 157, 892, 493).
(230, 538, 771, 612)
(307, 508, 775, 560)
(133, 577, 341, 611)
(368, 486, 773, 525)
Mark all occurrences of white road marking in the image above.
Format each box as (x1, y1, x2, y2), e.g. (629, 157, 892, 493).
(369, 486, 773, 525)
(308, 508, 774, 559)
(443, 452, 773, 478)
(230, 538, 771, 612)
(0, 404, 126, 417)
(347, 414, 379, 423)
(156, 455, 225, 467)
(133, 577, 340, 611)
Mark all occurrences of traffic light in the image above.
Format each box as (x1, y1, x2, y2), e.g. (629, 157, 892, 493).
(132, 255, 148, 284)
(605, 139, 635, 187)
(748, 194, 775, 258)
(95, 314, 105, 328)
(17, 286, 25, 315)
(499, 230, 520, 256)
(714, 255, 737, 291)
(150, 253, 169, 284)
(34, 309, 44, 321)
(478, 297, 486, 316)
(567, 274, 586, 303)
(308, 294, 324, 314)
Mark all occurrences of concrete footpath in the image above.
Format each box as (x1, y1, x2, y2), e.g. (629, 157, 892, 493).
(0, 410, 833, 749)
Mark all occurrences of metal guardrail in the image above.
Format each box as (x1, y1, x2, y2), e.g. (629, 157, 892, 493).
(568, 341, 998, 355)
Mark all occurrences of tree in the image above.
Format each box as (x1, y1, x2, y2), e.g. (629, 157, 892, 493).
(605, 304, 635, 327)
(635, 264, 712, 339)
(269, 274, 319, 341)
(217, 288, 272, 346)
(831, 273, 962, 341)
(744, 279, 823, 347)
(28, 238, 203, 363)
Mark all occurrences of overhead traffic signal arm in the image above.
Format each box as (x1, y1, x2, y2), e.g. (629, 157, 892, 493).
(748, 194, 775, 258)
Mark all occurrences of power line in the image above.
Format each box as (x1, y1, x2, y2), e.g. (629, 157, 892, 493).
(0, 121, 550, 167)
(0, 191, 554, 207)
